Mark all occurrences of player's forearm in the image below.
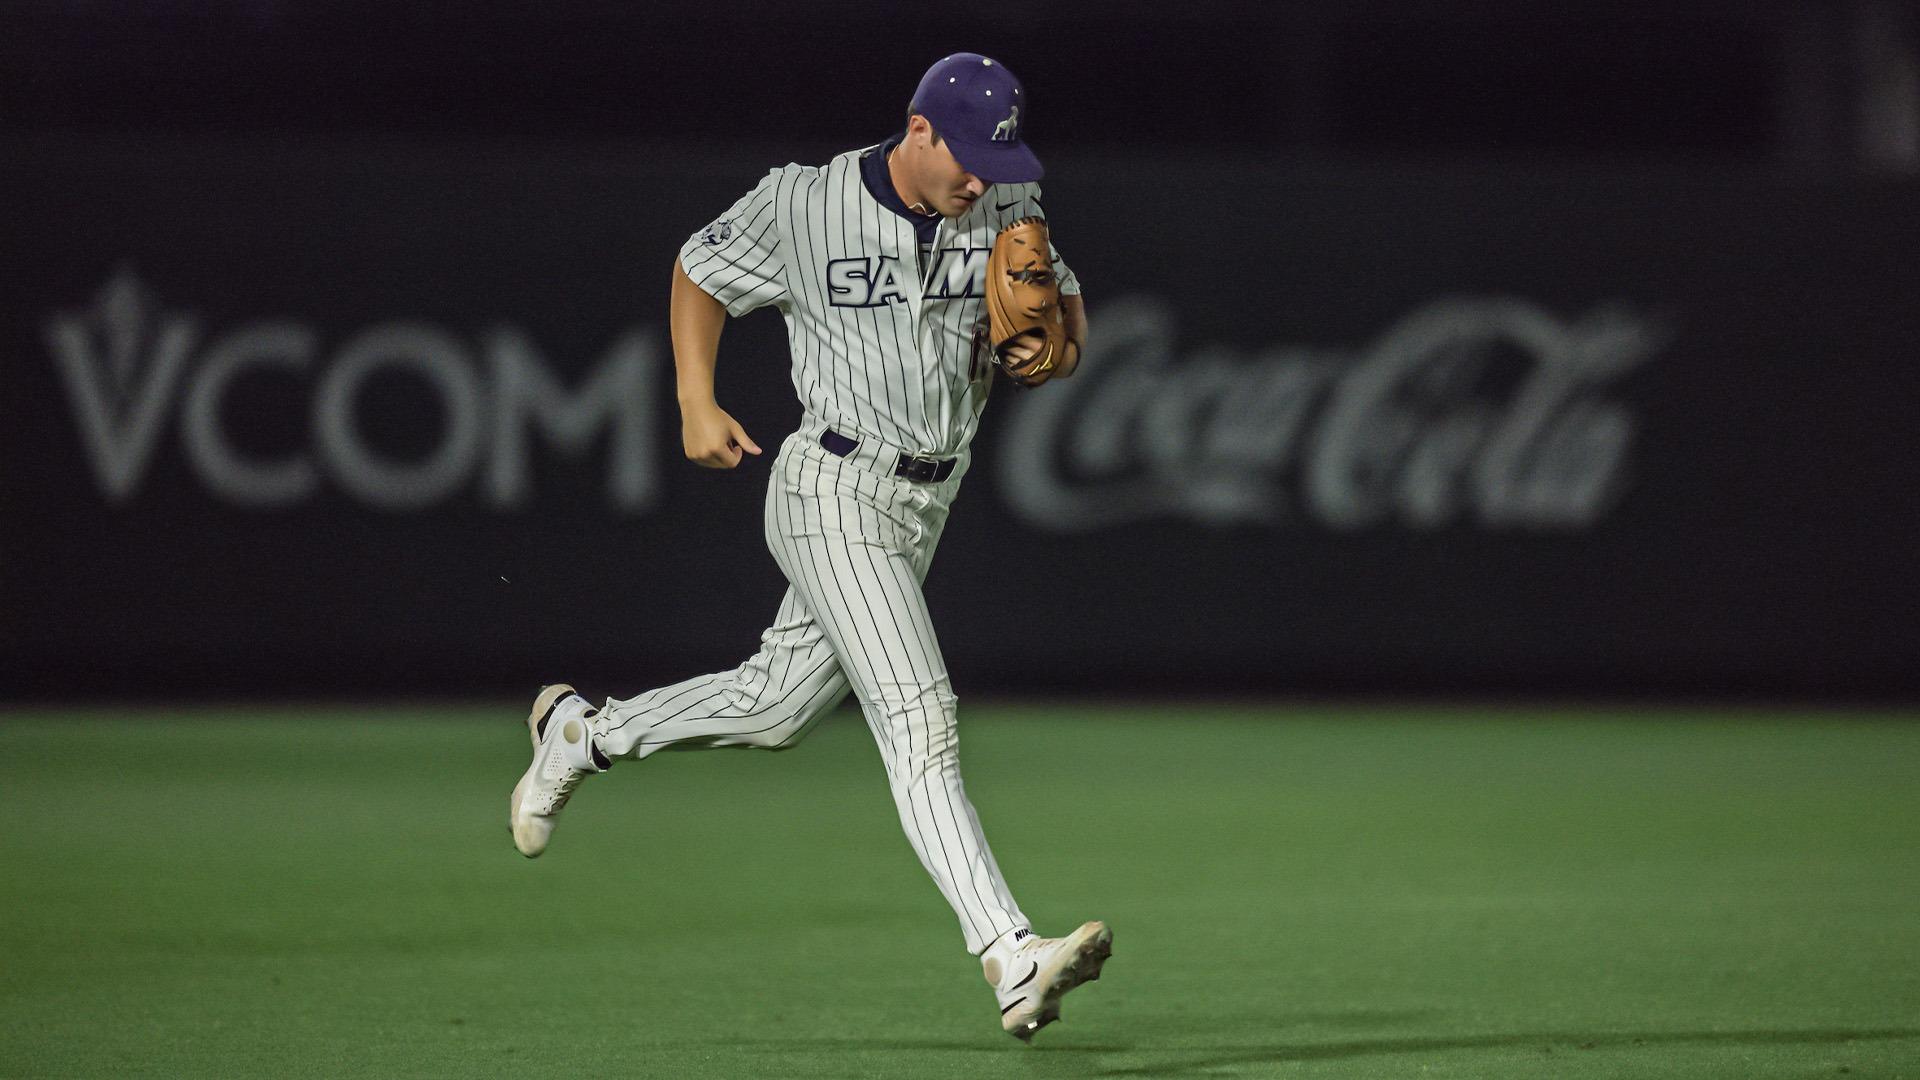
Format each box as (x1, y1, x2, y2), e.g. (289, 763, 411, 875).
(1057, 293, 1087, 378)
(670, 259, 729, 407)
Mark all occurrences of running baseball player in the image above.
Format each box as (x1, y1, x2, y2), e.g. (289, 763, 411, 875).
(508, 52, 1108, 1041)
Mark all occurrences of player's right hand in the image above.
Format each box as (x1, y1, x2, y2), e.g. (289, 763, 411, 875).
(681, 400, 763, 468)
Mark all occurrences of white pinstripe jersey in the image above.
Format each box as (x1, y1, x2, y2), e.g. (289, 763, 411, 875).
(678, 143, 1080, 459)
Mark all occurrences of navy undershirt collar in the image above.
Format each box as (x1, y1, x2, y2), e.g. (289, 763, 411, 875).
(860, 136, 942, 245)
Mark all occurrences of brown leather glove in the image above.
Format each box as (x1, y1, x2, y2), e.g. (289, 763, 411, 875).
(985, 218, 1070, 387)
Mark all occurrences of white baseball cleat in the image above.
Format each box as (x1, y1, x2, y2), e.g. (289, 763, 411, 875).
(983, 921, 1113, 1042)
(508, 683, 607, 858)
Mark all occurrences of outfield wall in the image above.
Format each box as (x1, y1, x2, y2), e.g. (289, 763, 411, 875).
(4, 137, 1915, 699)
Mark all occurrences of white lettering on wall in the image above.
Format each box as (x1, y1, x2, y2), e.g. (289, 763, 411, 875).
(46, 267, 661, 513)
(997, 296, 1665, 532)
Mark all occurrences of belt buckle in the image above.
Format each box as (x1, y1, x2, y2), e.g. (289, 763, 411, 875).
(896, 453, 942, 483)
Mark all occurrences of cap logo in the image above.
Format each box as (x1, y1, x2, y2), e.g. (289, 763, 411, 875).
(991, 105, 1020, 143)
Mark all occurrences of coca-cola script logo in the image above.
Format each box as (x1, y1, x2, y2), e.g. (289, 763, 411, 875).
(996, 296, 1665, 532)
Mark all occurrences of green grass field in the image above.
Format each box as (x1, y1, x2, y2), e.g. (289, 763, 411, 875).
(3, 704, 1918, 1078)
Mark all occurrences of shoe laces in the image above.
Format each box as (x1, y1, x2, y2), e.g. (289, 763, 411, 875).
(552, 766, 586, 803)
(535, 753, 589, 813)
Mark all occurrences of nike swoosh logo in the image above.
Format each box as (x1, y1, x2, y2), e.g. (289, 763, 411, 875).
(995, 200, 1022, 213)
(1011, 962, 1038, 990)
(1000, 997, 1025, 1015)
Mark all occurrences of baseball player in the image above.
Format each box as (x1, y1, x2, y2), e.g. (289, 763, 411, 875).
(508, 52, 1109, 1041)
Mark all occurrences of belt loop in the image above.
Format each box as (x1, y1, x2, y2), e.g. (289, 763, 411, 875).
(818, 426, 956, 484)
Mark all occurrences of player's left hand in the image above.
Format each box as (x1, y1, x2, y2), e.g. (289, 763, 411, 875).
(986, 218, 1073, 388)
(999, 332, 1044, 369)
(997, 333, 1077, 388)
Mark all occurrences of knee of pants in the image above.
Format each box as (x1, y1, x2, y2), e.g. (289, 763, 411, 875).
(740, 711, 814, 751)
(728, 677, 847, 751)
(869, 679, 961, 781)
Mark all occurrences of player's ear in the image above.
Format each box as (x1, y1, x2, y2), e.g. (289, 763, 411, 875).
(906, 112, 940, 149)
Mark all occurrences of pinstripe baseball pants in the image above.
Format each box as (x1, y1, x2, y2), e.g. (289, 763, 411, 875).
(589, 427, 1030, 954)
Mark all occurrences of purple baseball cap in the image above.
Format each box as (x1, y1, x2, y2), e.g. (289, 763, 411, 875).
(909, 53, 1043, 184)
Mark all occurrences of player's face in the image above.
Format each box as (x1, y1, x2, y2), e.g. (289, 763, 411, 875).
(902, 117, 988, 217)
(924, 138, 988, 217)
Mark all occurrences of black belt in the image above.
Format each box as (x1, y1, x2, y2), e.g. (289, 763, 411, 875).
(819, 428, 957, 484)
